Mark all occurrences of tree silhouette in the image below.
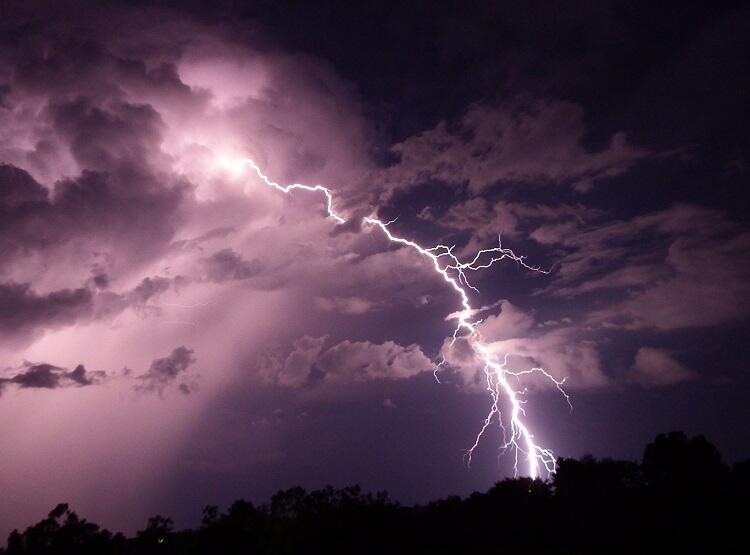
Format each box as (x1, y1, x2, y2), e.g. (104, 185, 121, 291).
(1, 432, 748, 555)
(3, 503, 121, 555)
(643, 431, 727, 491)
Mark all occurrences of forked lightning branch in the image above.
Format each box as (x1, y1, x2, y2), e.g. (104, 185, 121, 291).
(229, 157, 570, 478)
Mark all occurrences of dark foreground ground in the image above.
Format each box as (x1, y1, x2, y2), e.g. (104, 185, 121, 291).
(3, 432, 749, 554)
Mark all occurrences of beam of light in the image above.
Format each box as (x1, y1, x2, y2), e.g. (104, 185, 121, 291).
(232, 157, 569, 478)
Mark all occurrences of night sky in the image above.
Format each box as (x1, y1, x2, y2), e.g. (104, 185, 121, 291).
(1, 0, 749, 538)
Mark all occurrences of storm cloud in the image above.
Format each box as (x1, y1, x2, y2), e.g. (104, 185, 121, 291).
(136, 346, 197, 395)
(0, 0, 748, 542)
(0, 361, 104, 396)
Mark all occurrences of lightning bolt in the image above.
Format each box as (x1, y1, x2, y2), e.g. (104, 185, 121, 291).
(237, 158, 569, 478)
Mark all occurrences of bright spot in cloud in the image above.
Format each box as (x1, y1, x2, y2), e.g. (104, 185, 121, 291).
(215, 154, 249, 178)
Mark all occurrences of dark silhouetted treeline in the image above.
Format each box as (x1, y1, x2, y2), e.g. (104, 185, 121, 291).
(3, 432, 749, 554)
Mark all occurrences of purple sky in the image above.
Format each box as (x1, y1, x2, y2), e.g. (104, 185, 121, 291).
(1, 0, 749, 539)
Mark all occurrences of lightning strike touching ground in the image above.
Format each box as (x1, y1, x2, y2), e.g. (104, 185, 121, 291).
(237, 157, 570, 479)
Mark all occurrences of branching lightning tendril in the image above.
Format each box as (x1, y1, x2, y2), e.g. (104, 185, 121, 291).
(236, 158, 570, 478)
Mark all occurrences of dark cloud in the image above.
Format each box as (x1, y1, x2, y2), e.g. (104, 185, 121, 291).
(0, 162, 188, 269)
(92, 273, 111, 289)
(0, 6, 203, 107)
(199, 248, 263, 283)
(0, 282, 93, 343)
(11, 363, 61, 389)
(48, 96, 165, 173)
(250, 0, 749, 162)
(0, 273, 192, 344)
(136, 346, 197, 395)
(0, 165, 53, 258)
(0, 163, 48, 207)
(0, 17, 194, 266)
(53, 168, 188, 259)
(129, 276, 172, 304)
(0, 361, 104, 397)
(532, 204, 750, 331)
(68, 364, 96, 385)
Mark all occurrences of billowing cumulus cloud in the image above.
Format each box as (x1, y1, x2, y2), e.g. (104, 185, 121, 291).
(476, 300, 535, 342)
(136, 346, 197, 395)
(377, 98, 647, 197)
(441, 301, 608, 391)
(258, 335, 328, 387)
(628, 347, 696, 387)
(260, 336, 434, 386)
(318, 339, 434, 382)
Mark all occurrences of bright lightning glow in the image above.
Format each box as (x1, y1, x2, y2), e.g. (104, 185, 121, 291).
(216, 155, 251, 178)
(233, 157, 569, 479)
